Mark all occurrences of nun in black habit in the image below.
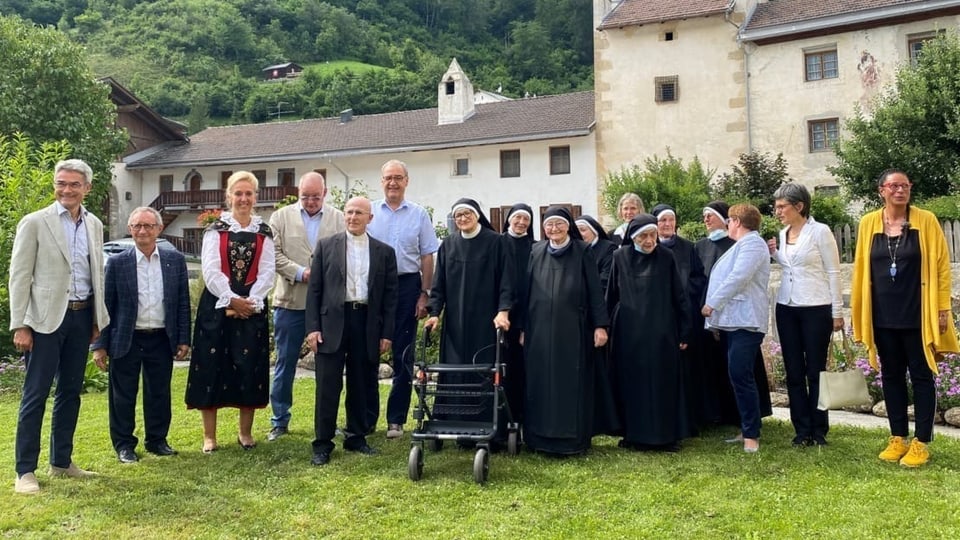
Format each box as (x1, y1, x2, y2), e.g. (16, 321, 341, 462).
(501, 204, 536, 426)
(424, 199, 512, 425)
(576, 215, 618, 293)
(607, 214, 692, 451)
(521, 206, 611, 455)
(693, 201, 772, 430)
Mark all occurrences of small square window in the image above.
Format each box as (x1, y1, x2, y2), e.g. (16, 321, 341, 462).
(453, 157, 469, 176)
(664, 31, 675, 41)
(908, 31, 944, 66)
(808, 119, 839, 152)
(805, 50, 838, 81)
(549, 146, 571, 175)
(278, 168, 295, 187)
(655, 76, 678, 103)
(500, 150, 520, 178)
(251, 170, 266, 183)
(159, 174, 173, 192)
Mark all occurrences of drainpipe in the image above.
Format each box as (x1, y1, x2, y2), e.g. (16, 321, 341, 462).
(726, 2, 753, 152)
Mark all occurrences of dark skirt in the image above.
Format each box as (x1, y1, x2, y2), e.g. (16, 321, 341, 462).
(185, 288, 270, 409)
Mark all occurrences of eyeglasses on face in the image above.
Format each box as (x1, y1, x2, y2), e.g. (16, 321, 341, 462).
(129, 223, 159, 230)
(453, 212, 476, 220)
(299, 195, 323, 202)
(54, 181, 84, 190)
(883, 183, 912, 192)
(543, 222, 569, 230)
(344, 209, 369, 216)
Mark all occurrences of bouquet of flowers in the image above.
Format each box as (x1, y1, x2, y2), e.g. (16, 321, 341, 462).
(197, 209, 222, 227)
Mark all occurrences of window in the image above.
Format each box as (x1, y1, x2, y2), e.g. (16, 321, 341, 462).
(655, 76, 678, 103)
(445, 80, 455, 95)
(808, 119, 839, 152)
(251, 170, 266, 184)
(313, 168, 327, 180)
(805, 49, 838, 81)
(661, 30, 675, 41)
(219, 170, 233, 189)
(500, 150, 520, 178)
(159, 174, 173, 193)
(278, 168, 295, 187)
(549, 146, 571, 175)
(908, 31, 943, 66)
(453, 157, 469, 176)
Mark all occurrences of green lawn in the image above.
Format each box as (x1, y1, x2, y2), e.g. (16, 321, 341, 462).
(302, 60, 388, 76)
(2, 371, 959, 538)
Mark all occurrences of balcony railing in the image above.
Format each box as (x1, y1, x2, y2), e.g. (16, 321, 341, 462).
(149, 186, 298, 212)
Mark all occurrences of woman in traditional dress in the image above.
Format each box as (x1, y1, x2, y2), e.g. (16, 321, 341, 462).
(608, 193, 644, 244)
(501, 204, 536, 427)
(768, 183, 843, 447)
(852, 169, 959, 467)
(607, 214, 691, 451)
(521, 206, 609, 455)
(576, 215, 618, 293)
(424, 199, 511, 426)
(702, 204, 770, 453)
(186, 171, 275, 453)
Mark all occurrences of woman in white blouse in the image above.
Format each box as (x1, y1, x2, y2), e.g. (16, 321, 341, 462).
(767, 183, 843, 447)
(185, 171, 276, 453)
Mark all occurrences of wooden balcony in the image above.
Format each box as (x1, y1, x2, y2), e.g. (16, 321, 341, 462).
(149, 186, 298, 212)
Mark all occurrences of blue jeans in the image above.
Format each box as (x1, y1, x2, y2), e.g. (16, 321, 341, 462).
(725, 329, 765, 440)
(270, 307, 306, 428)
(384, 274, 421, 426)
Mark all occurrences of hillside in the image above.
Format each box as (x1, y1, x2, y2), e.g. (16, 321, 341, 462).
(0, 0, 594, 132)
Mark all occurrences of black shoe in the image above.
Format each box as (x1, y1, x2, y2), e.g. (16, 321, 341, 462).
(311, 451, 331, 466)
(117, 447, 139, 464)
(345, 443, 378, 456)
(145, 442, 178, 456)
(267, 427, 288, 442)
(792, 436, 812, 448)
(811, 436, 828, 446)
(237, 437, 256, 450)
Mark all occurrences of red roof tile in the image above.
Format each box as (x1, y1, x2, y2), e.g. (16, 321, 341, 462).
(745, 0, 929, 30)
(127, 92, 595, 169)
(598, 0, 732, 30)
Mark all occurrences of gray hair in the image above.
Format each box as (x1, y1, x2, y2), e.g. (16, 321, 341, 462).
(380, 159, 409, 177)
(618, 192, 645, 214)
(55, 159, 93, 185)
(772, 183, 811, 218)
(128, 207, 163, 226)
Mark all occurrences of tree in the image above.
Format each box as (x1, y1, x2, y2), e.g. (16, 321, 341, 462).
(0, 133, 70, 357)
(714, 151, 791, 214)
(601, 152, 715, 225)
(831, 32, 960, 202)
(0, 15, 126, 211)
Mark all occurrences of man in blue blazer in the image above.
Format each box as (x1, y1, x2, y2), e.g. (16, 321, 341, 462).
(92, 207, 191, 463)
(305, 197, 398, 465)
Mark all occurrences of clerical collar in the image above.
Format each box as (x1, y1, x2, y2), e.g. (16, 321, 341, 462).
(347, 231, 368, 241)
(549, 236, 571, 250)
(461, 225, 482, 239)
(507, 228, 527, 238)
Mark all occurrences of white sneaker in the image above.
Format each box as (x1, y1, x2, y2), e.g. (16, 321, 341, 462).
(49, 463, 98, 479)
(14, 472, 40, 494)
(386, 424, 403, 439)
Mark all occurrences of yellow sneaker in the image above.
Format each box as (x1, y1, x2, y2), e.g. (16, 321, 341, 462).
(878, 436, 909, 463)
(899, 438, 930, 468)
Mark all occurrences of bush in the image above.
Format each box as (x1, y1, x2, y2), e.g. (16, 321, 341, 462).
(601, 152, 714, 224)
(810, 194, 855, 229)
(714, 151, 789, 215)
(917, 195, 960, 221)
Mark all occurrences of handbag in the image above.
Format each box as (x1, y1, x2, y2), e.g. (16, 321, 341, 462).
(817, 331, 871, 411)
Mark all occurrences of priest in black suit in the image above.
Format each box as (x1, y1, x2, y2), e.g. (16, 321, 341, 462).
(305, 197, 398, 465)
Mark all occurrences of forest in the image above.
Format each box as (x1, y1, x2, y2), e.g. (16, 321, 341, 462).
(0, 0, 594, 131)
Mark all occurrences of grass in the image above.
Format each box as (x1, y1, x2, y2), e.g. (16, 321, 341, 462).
(2, 371, 960, 538)
(302, 60, 388, 76)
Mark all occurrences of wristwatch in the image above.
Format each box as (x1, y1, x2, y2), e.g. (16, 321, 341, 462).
(421, 289, 430, 296)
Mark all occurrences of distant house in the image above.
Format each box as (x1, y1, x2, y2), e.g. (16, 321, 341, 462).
(113, 59, 597, 254)
(262, 62, 303, 80)
(593, 0, 960, 191)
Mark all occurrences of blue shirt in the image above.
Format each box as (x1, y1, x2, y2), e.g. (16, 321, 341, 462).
(297, 202, 323, 282)
(367, 199, 440, 274)
(55, 201, 92, 301)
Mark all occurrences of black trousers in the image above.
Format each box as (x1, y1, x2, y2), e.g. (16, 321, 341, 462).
(108, 329, 174, 452)
(15, 306, 92, 474)
(776, 303, 832, 440)
(313, 304, 374, 453)
(874, 328, 936, 442)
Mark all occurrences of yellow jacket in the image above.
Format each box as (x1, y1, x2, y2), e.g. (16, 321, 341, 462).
(851, 207, 959, 374)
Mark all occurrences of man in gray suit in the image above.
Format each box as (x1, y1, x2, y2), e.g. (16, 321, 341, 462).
(92, 207, 191, 464)
(268, 171, 345, 441)
(305, 197, 398, 465)
(9, 159, 110, 495)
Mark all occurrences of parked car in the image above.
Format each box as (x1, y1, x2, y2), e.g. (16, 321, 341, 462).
(102, 237, 175, 258)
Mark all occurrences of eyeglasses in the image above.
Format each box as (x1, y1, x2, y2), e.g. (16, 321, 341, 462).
(883, 183, 912, 192)
(129, 223, 159, 230)
(773, 203, 795, 211)
(344, 209, 369, 216)
(382, 175, 406, 182)
(543, 222, 569, 230)
(54, 181, 84, 190)
(299, 195, 323, 202)
(453, 212, 476, 220)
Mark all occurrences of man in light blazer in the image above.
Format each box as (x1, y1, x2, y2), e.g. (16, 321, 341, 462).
(305, 197, 398, 465)
(9, 159, 109, 495)
(92, 207, 191, 464)
(268, 171, 345, 441)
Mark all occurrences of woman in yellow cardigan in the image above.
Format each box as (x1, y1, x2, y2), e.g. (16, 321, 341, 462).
(852, 169, 959, 468)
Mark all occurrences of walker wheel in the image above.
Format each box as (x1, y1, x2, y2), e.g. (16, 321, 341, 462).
(473, 448, 489, 484)
(408, 445, 423, 481)
(507, 431, 520, 456)
(428, 439, 444, 452)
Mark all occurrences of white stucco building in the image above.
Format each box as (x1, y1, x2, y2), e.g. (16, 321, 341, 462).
(594, 0, 960, 191)
(114, 60, 597, 252)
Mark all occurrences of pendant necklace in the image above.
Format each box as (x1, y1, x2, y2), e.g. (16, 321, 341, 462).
(884, 209, 903, 281)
